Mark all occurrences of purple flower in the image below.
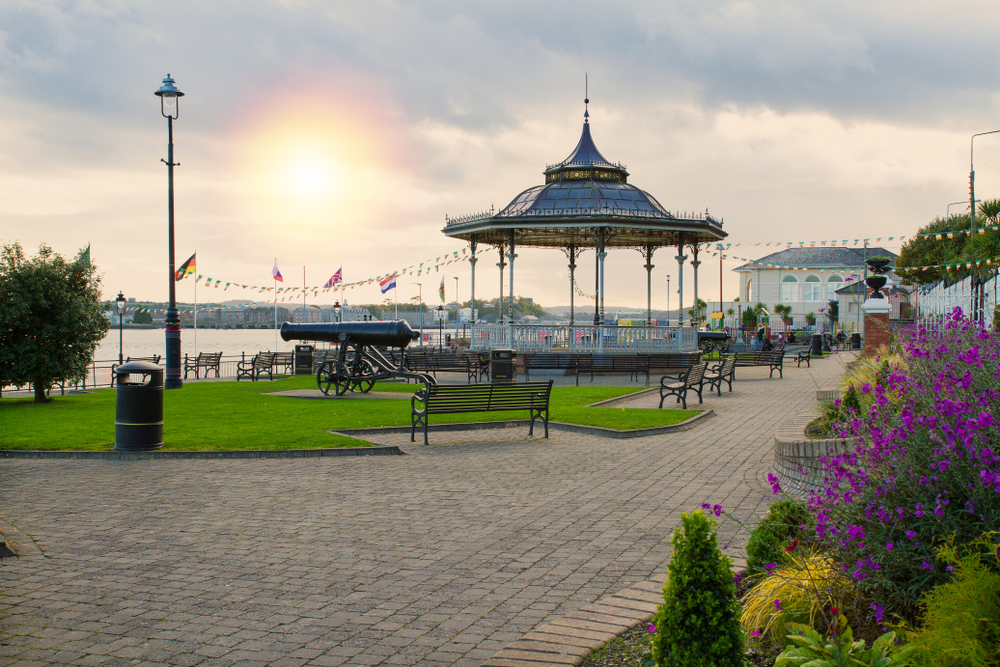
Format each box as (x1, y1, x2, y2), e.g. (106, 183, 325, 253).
(922, 561, 934, 570)
(765, 563, 777, 573)
(774, 599, 782, 611)
(886, 542, 894, 550)
(767, 473, 783, 494)
(648, 624, 656, 633)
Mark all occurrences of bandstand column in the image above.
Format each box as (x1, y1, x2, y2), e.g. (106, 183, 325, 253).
(469, 240, 477, 325)
(568, 244, 577, 326)
(676, 243, 687, 327)
(507, 230, 516, 350)
(692, 245, 701, 327)
(496, 243, 506, 324)
(643, 244, 654, 325)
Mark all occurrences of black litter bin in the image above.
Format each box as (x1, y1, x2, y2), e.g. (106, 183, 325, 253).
(115, 361, 164, 451)
(851, 332, 861, 349)
(294, 345, 314, 375)
(490, 349, 516, 382)
(811, 333, 823, 357)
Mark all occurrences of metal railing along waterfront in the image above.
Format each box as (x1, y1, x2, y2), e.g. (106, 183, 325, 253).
(468, 324, 698, 353)
(0, 351, 308, 397)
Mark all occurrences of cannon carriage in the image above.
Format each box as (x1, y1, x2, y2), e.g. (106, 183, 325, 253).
(280, 321, 434, 396)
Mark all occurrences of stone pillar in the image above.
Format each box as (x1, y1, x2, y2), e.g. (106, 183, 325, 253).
(862, 292, 891, 356)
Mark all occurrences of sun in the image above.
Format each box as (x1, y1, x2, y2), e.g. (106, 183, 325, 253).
(284, 151, 340, 199)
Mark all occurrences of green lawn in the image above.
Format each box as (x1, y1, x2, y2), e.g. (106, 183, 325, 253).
(0, 376, 698, 451)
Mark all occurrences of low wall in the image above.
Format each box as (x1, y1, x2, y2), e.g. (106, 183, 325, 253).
(772, 410, 848, 498)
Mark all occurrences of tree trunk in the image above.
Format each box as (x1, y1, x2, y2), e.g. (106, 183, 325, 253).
(33, 381, 50, 403)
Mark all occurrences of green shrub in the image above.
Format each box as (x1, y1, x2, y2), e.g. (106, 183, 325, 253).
(648, 510, 742, 667)
(905, 532, 1000, 667)
(746, 499, 815, 577)
(775, 618, 913, 666)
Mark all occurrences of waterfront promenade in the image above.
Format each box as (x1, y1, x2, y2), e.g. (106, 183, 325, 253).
(0, 355, 851, 666)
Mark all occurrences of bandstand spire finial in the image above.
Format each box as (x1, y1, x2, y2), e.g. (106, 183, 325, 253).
(584, 73, 589, 123)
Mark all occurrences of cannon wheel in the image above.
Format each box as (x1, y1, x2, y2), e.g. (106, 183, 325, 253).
(350, 358, 377, 394)
(699, 339, 716, 354)
(317, 359, 351, 396)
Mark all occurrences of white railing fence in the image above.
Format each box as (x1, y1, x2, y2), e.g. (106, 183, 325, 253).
(468, 324, 699, 353)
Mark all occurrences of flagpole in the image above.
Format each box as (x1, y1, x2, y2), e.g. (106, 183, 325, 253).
(395, 279, 398, 320)
(194, 275, 198, 358)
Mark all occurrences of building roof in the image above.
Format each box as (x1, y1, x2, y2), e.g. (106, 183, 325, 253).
(733, 247, 897, 272)
(442, 106, 727, 249)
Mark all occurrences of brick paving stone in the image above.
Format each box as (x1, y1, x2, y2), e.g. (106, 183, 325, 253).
(0, 356, 852, 666)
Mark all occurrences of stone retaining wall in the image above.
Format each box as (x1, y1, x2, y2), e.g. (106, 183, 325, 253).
(772, 411, 848, 498)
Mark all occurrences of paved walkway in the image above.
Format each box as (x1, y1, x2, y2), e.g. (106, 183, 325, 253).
(0, 354, 853, 667)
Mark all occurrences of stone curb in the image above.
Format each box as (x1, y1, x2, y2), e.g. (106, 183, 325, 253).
(772, 410, 848, 497)
(0, 446, 404, 460)
(333, 411, 714, 441)
(480, 557, 747, 667)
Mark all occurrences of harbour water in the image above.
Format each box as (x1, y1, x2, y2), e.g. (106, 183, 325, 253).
(96, 328, 305, 362)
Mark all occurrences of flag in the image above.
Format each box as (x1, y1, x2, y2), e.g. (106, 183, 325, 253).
(379, 273, 397, 294)
(324, 267, 343, 289)
(439, 276, 445, 303)
(272, 260, 283, 282)
(175, 252, 196, 281)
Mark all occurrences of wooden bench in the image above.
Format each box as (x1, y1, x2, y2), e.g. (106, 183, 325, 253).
(183, 351, 222, 379)
(730, 351, 784, 378)
(705, 357, 736, 396)
(236, 351, 276, 381)
(646, 352, 702, 378)
(406, 353, 479, 384)
(110, 355, 162, 386)
(523, 353, 577, 383)
(658, 362, 708, 410)
(273, 351, 294, 375)
(411, 380, 554, 445)
(576, 354, 650, 384)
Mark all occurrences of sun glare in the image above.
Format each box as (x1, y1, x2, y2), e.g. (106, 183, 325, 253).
(285, 152, 339, 199)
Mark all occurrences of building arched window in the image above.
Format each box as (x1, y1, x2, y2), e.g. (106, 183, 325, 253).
(804, 275, 821, 301)
(826, 275, 843, 300)
(780, 275, 798, 302)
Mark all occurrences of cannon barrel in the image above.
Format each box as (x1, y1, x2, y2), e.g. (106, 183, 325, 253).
(280, 320, 420, 348)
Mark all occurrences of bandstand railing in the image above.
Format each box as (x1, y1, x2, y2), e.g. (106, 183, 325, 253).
(469, 324, 698, 353)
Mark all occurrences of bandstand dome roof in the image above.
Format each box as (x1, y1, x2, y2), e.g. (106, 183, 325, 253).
(443, 108, 727, 249)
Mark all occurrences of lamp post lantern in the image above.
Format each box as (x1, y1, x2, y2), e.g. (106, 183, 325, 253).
(116, 291, 126, 365)
(155, 74, 185, 389)
(333, 300, 341, 323)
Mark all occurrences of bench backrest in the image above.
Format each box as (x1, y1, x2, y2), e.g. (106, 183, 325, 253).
(202, 352, 222, 362)
(718, 357, 736, 376)
(423, 381, 552, 410)
(127, 355, 161, 364)
(687, 362, 708, 385)
(255, 352, 276, 366)
(524, 353, 575, 367)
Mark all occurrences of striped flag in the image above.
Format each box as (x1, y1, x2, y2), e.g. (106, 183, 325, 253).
(439, 276, 445, 303)
(272, 260, 283, 282)
(379, 273, 397, 294)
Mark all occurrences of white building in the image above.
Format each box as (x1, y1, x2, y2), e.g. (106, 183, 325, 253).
(734, 247, 901, 327)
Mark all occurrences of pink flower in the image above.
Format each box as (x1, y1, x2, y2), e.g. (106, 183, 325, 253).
(648, 624, 656, 633)
(774, 599, 782, 611)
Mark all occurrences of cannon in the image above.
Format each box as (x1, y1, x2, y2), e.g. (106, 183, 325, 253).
(697, 330, 731, 354)
(280, 321, 432, 396)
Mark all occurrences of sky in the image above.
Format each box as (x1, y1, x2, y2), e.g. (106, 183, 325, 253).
(3, 1, 1000, 313)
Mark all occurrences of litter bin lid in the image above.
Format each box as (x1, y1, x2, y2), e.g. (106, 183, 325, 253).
(116, 361, 162, 374)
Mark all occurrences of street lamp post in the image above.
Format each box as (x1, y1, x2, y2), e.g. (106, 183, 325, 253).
(116, 291, 126, 365)
(970, 129, 1000, 322)
(155, 74, 185, 389)
(666, 275, 671, 327)
(413, 283, 423, 348)
(334, 301, 341, 323)
(454, 276, 459, 339)
(437, 305, 444, 352)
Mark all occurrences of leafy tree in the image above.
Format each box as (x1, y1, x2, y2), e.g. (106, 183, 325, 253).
(132, 309, 153, 325)
(826, 299, 838, 324)
(0, 242, 109, 402)
(773, 304, 792, 323)
(896, 215, 970, 284)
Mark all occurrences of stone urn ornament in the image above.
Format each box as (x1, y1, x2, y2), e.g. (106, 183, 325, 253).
(865, 256, 892, 299)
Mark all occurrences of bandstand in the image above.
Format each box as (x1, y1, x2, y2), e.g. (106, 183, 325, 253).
(443, 101, 728, 352)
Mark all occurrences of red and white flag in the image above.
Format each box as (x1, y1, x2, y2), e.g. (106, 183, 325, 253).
(324, 267, 343, 289)
(272, 260, 283, 283)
